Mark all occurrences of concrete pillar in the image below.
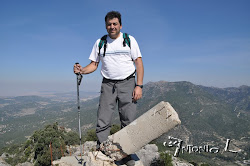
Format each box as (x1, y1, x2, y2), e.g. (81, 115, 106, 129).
(100, 101, 181, 160)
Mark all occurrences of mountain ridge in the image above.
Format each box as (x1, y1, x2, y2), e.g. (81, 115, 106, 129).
(1, 80, 250, 165)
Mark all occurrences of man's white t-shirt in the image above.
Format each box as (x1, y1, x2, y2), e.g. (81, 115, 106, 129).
(89, 32, 142, 80)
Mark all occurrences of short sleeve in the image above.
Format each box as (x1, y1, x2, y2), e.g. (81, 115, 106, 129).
(89, 39, 101, 62)
(130, 36, 142, 61)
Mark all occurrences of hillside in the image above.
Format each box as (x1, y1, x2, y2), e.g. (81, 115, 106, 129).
(0, 93, 99, 149)
(139, 81, 250, 141)
(1, 81, 250, 165)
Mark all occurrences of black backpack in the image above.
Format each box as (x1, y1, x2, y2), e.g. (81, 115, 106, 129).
(98, 33, 131, 57)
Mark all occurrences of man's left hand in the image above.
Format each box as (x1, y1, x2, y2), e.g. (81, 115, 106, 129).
(133, 86, 142, 101)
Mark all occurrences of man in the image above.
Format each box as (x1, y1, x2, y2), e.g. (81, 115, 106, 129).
(74, 11, 144, 164)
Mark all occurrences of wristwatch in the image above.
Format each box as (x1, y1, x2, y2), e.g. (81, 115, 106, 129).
(136, 84, 143, 89)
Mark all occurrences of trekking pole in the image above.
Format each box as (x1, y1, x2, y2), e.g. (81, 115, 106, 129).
(75, 62, 83, 164)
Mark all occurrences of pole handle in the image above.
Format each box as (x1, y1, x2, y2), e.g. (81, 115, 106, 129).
(75, 62, 81, 75)
(75, 62, 83, 85)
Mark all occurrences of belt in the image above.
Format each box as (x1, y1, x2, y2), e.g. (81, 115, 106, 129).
(102, 71, 136, 93)
(103, 70, 136, 83)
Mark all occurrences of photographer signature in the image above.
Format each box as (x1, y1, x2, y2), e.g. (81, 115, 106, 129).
(163, 136, 238, 157)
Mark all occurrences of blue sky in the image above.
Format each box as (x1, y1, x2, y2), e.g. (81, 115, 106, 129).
(0, 0, 250, 96)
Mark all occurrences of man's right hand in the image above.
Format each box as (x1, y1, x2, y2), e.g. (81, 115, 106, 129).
(73, 61, 99, 75)
(74, 63, 82, 74)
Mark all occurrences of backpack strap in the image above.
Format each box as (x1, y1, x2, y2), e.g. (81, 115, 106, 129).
(123, 33, 131, 48)
(98, 35, 108, 57)
(98, 33, 131, 58)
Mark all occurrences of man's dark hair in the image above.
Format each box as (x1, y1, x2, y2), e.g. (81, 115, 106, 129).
(105, 11, 122, 25)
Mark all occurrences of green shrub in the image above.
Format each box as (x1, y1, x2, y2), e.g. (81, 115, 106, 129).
(64, 131, 79, 145)
(200, 163, 210, 166)
(189, 161, 198, 166)
(84, 124, 121, 142)
(84, 129, 98, 142)
(161, 152, 173, 166)
(110, 124, 121, 135)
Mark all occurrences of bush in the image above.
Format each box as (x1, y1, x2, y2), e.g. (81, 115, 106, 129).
(159, 152, 173, 166)
(189, 161, 198, 166)
(31, 122, 65, 166)
(84, 129, 98, 142)
(110, 124, 121, 135)
(150, 152, 173, 166)
(84, 124, 121, 142)
(2, 122, 69, 166)
(200, 163, 210, 166)
(64, 131, 79, 145)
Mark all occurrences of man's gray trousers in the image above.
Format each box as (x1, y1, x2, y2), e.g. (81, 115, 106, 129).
(96, 76, 137, 144)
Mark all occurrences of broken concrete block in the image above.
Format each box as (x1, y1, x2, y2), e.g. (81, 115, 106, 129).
(101, 101, 181, 161)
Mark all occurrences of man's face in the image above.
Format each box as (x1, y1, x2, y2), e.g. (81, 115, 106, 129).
(106, 18, 122, 39)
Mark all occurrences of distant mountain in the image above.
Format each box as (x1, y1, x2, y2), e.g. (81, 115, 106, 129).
(138, 81, 250, 142)
(199, 85, 250, 113)
(1, 81, 250, 165)
(38, 91, 100, 101)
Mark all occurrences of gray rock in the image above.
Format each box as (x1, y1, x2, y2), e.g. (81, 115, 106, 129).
(0, 154, 10, 166)
(16, 162, 33, 166)
(84, 141, 97, 154)
(172, 157, 194, 166)
(136, 144, 159, 166)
